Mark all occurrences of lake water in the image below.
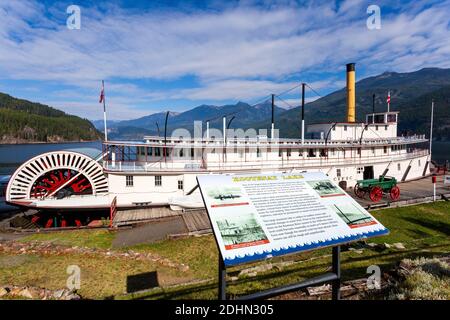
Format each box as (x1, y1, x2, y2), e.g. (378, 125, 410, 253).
(0, 140, 449, 175)
(431, 141, 450, 164)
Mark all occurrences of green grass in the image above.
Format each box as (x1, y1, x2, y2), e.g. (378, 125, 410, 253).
(369, 202, 450, 245)
(131, 235, 218, 280)
(20, 229, 115, 249)
(0, 252, 187, 299)
(5, 201, 450, 300)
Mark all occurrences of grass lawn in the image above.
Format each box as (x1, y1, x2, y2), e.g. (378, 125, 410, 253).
(1, 201, 449, 299)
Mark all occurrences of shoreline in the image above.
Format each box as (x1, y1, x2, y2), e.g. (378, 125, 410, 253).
(0, 140, 102, 146)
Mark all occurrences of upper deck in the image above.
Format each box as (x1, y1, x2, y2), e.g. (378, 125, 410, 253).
(101, 134, 428, 173)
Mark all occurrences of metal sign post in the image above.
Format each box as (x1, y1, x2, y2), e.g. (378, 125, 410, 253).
(218, 245, 341, 300)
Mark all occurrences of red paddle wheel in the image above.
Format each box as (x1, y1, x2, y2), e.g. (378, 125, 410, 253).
(30, 169, 93, 199)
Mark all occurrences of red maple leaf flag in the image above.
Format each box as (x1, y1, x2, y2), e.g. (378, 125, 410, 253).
(99, 81, 105, 104)
(386, 91, 391, 104)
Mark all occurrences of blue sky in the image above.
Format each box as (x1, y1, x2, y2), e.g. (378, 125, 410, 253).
(0, 0, 449, 120)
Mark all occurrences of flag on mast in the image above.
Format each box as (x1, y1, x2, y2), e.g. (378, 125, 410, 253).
(99, 81, 105, 104)
(386, 91, 391, 112)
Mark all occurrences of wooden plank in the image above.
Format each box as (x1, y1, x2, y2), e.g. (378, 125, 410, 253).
(182, 210, 211, 232)
(113, 207, 181, 226)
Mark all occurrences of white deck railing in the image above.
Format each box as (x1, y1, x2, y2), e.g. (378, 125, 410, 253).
(103, 149, 429, 173)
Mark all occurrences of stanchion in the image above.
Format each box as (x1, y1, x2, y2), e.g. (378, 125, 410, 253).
(218, 245, 341, 300)
(218, 253, 226, 300)
(332, 245, 341, 300)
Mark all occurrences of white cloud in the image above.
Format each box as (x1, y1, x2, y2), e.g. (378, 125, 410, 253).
(0, 0, 449, 119)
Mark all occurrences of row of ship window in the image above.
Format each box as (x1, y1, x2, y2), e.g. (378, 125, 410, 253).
(123, 158, 422, 187)
(135, 146, 400, 158)
(125, 175, 184, 190)
(339, 125, 390, 131)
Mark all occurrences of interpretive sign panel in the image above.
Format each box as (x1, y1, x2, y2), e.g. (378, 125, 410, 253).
(197, 172, 389, 266)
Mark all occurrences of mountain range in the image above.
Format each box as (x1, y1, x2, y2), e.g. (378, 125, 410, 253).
(97, 67, 450, 141)
(102, 102, 285, 140)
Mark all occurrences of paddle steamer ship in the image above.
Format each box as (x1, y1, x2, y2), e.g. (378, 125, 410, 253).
(5, 64, 430, 212)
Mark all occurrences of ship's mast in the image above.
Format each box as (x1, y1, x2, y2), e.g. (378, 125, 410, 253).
(271, 94, 275, 139)
(301, 83, 305, 144)
(429, 99, 434, 156)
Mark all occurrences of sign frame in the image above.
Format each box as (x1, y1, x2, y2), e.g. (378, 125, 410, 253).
(197, 171, 389, 300)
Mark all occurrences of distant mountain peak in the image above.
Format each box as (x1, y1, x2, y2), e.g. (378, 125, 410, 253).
(378, 71, 397, 78)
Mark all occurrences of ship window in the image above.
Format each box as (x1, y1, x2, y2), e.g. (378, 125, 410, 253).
(357, 167, 363, 174)
(344, 125, 347, 131)
(278, 149, 282, 157)
(385, 125, 388, 130)
(387, 114, 397, 123)
(155, 175, 162, 187)
(330, 148, 335, 156)
(336, 168, 341, 177)
(357, 148, 361, 155)
(191, 148, 195, 158)
(333, 126, 336, 131)
(287, 149, 291, 157)
(126, 175, 133, 187)
(308, 149, 316, 157)
(147, 147, 152, 156)
(154, 147, 161, 157)
(174, 148, 184, 158)
(138, 147, 146, 156)
(375, 114, 385, 123)
(178, 180, 183, 190)
(371, 147, 375, 155)
(398, 163, 401, 171)
(383, 146, 387, 154)
(418, 160, 421, 166)
(257, 147, 261, 158)
(376, 125, 379, 131)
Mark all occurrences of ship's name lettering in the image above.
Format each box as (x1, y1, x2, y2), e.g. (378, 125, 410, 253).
(333, 176, 353, 181)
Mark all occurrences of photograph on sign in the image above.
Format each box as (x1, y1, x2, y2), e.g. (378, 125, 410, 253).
(216, 212, 270, 250)
(307, 180, 345, 197)
(330, 202, 376, 228)
(197, 172, 389, 266)
(205, 185, 248, 207)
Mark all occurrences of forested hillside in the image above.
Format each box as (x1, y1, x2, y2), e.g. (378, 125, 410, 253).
(0, 93, 101, 143)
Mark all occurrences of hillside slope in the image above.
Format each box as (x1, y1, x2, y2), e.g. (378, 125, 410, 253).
(251, 68, 450, 139)
(0, 93, 101, 143)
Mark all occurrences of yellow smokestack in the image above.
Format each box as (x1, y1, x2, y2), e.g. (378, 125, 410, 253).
(346, 63, 356, 122)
